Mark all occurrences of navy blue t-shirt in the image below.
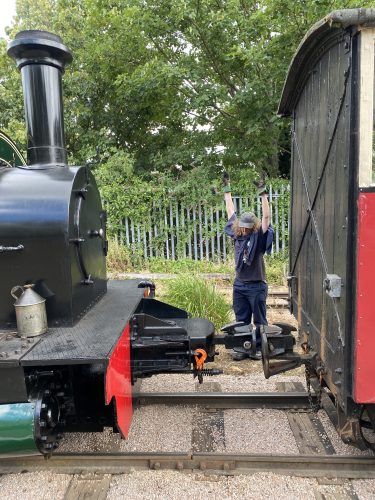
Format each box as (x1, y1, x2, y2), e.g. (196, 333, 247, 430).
(224, 214, 273, 282)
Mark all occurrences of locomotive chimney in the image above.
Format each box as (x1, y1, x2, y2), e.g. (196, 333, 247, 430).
(7, 31, 72, 167)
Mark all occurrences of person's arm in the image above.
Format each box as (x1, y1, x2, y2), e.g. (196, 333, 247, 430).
(221, 170, 234, 219)
(261, 192, 270, 233)
(224, 191, 235, 219)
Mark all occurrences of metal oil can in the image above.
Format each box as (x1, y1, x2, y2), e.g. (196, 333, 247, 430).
(11, 284, 48, 337)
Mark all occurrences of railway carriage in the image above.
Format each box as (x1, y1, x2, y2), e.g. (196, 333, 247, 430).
(264, 8, 375, 450)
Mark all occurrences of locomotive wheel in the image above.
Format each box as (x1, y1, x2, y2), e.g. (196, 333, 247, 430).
(359, 406, 375, 451)
(33, 387, 64, 455)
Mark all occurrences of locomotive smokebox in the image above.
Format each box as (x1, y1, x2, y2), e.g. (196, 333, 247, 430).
(0, 31, 107, 328)
(7, 31, 72, 167)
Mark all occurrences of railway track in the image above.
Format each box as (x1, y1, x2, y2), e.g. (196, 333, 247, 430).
(1, 390, 373, 481)
(132, 391, 314, 409)
(1, 387, 374, 500)
(119, 274, 289, 307)
(0, 452, 374, 478)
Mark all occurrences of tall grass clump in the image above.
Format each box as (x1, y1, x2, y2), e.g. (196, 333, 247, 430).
(265, 252, 288, 286)
(106, 238, 135, 274)
(164, 275, 232, 331)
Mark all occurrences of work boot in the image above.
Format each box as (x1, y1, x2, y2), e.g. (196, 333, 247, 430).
(232, 350, 262, 361)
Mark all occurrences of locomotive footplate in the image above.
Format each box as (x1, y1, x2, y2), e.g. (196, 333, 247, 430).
(0, 331, 40, 366)
(20, 280, 144, 366)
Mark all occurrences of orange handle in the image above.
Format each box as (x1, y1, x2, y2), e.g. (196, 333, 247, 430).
(194, 348, 207, 370)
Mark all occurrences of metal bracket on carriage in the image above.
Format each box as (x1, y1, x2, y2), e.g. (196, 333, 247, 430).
(260, 323, 317, 379)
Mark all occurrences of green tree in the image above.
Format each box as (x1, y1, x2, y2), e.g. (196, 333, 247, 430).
(0, 0, 372, 178)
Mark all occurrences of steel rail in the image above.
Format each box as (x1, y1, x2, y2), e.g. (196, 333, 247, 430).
(1, 452, 374, 478)
(132, 392, 315, 409)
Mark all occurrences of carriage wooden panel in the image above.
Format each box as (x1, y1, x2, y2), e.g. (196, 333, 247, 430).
(280, 24, 356, 410)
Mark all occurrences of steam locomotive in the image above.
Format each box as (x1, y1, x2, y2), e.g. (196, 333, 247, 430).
(271, 8, 375, 450)
(0, 30, 291, 456)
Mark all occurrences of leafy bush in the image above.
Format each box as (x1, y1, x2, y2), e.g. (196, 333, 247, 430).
(164, 275, 232, 332)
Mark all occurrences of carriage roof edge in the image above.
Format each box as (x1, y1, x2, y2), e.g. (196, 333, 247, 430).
(277, 8, 375, 117)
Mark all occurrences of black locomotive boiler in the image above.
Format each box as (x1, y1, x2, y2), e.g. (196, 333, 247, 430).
(0, 30, 287, 456)
(260, 9, 375, 450)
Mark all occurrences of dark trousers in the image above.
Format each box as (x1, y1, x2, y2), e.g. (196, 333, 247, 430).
(233, 279, 268, 326)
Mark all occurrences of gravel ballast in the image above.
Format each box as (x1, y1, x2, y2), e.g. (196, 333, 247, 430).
(108, 471, 375, 500)
(224, 408, 300, 455)
(58, 372, 372, 458)
(4, 368, 373, 499)
(1, 470, 374, 500)
(0, 471, 71, 500)
(120, 405, 194, 452)
(140, 373, 306, 393)
(107, 471, 316, 500)
(58, 427, 122, 453)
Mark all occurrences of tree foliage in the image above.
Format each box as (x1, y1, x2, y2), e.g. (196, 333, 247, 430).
(0, 0, 372, 183)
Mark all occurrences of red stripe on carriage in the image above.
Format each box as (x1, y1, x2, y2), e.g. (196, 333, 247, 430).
(105, 323, 132, 437)
(355, 192, 375, 403)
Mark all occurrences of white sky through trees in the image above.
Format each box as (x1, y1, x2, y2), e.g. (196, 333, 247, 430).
(0, 0, 16, 39)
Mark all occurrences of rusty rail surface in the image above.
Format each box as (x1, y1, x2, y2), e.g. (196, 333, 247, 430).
(0, 453, 374, 478)
(132, 392, 314, 409)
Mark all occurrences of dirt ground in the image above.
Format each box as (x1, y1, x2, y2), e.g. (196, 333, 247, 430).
(209, 307, 302, 377)
(155, 277, 302, 377)
(213, 280, 303, 376)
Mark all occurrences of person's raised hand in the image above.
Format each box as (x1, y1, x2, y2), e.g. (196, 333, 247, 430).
(253, 172, 268, 196)
(222, 170, 231, 193)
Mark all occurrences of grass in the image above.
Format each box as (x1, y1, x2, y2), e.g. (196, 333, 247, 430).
(106, 239, 288, 286)
(164, 274, 232, 331)
(264, 253, 288, 286)
(143, 257, 233, 274)
(106, 238, 136, 273)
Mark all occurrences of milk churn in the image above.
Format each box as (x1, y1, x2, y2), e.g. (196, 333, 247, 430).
(11, 284, 48, 337)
